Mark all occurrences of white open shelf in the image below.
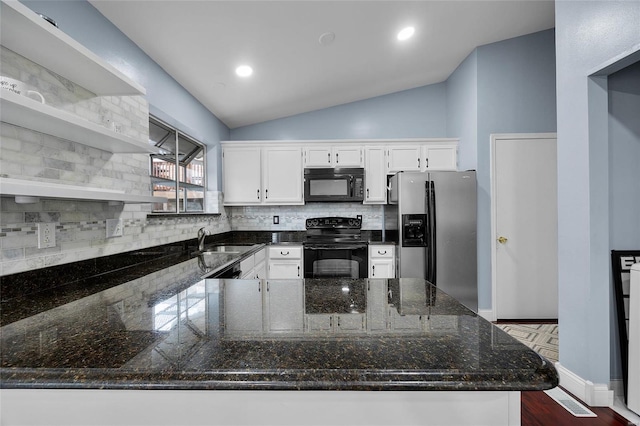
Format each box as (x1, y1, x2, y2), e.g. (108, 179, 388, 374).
(1, 90, 158, 154)
(0, 0, 145, 96)
(0, 177, 166, 204)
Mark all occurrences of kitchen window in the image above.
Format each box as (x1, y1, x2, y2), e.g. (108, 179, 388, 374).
(149, 116, 206, 213)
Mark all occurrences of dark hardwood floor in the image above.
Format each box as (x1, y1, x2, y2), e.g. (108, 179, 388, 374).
(522, 390, 633, 426)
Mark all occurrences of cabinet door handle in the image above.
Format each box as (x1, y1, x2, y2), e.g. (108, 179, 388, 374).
(265, 188, 268, 199)
(426, 158, 429, 168)
(366, 188, 369, 199)
(297, 265, 300, 277)
(336, 153, 339, 164)
(257, 189, 260, 200)
(266, 282, 270, 292)
(327, 152, 331, 163)
(281, 251, 289, 256)
(258, 282, 261, 292)
(372, 265, 375, 276)
(418, 158, 420, 168)
(378, 250, 387, 255)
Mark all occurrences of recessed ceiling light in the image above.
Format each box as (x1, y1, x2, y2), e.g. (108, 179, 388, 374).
(319, 32, 336, 46)
(397, 26, 415, 41)
(235, 65, 253, 77)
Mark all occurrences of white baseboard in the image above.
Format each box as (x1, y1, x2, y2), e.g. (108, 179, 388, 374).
(555, 362, 614, 407)
(478, 309, 495, 322)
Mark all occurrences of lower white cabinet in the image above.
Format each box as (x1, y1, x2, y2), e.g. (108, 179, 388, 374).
(369, 245, 395, 278)
(268, 245, 303, 279)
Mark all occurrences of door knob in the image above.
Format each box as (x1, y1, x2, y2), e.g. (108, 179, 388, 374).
(497, 236, 508, 244)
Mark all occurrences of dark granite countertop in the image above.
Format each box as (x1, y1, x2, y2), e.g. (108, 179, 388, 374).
(1, 252, 558, 391)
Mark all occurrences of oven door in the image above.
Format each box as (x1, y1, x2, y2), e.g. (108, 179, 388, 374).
(303, 244, 368, 278)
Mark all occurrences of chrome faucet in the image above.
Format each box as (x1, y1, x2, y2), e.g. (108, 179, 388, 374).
(197, 227, 210, 252)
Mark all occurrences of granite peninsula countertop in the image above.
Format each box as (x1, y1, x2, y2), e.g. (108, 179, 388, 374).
(0, 254, 558, 391)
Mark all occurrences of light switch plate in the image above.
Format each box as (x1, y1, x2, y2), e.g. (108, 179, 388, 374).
(106, 218, 123, 238)
(37, 223, 56, 249)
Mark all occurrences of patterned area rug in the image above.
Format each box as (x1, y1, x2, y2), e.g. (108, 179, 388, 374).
(495, 323, 559, 363)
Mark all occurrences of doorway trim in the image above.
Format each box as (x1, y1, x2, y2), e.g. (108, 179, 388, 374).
(489, 132, 558, 321)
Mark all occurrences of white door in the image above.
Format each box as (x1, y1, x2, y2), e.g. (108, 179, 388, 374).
(492, 134, 558, 320)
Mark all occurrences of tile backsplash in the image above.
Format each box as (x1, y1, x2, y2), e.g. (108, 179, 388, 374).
(227, 203, 385, 230)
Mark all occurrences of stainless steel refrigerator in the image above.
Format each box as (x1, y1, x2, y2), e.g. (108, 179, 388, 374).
(388, 171, 477, 312)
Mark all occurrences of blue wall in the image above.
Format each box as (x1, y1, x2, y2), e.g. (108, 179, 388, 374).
(474, 29, 557, 310)
(21, 0, 230, 190)
(556, 0, 640, 386)
(445, 50, 478, 172)
(230, 83, 447, 140)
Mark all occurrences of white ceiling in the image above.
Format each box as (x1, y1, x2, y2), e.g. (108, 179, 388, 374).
(89, 1, 555, 129)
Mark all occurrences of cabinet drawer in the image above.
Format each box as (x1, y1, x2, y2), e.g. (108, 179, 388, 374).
(269, 246, 302, 259)
(369, 245, 394, 258)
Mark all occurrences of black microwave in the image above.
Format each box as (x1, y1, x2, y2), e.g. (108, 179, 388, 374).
(304, 168, 364, 202)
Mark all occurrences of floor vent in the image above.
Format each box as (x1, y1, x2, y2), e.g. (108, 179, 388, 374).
(544, 387, 597, 417)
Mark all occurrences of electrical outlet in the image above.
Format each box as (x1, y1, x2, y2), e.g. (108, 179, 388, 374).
(106, 218, 123, 238)
(273, 215, 279, 224)
(37, 223, 56, 249)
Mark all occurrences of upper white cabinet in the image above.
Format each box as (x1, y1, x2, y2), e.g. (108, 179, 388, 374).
(263, 147, 304, 204)
(387, 142, 457, 173)
(222, 140, 457, 205)
(222, 145, 303, 206)
(386, 145, 422, 173)
(364, 146, 387, 204)
(0, 0, 145, 96)
(422, 144, 457, 171)
(304, 145, 363, 168)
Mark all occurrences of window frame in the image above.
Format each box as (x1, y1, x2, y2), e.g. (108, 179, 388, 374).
(149, 115, 207, 214)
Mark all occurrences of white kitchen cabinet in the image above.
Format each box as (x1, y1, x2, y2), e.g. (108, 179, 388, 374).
(265, 280, 304, 333)
(364, 146, 387, 204)
(304, 146, 363, 168)
(387, 143, 458, 173)
(267, 245, 303, 279)
(222, 146, 263, 205)
(369, 245, 395, 278)
(386, 146, 422, 173)
(222, 146, 303, 206)
(223, 280, 263, 335)
(262, 147, 303, 204)
(421, 145, 457, 171)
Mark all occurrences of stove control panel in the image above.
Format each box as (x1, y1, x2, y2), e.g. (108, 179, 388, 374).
(306, 217, 361, 229)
